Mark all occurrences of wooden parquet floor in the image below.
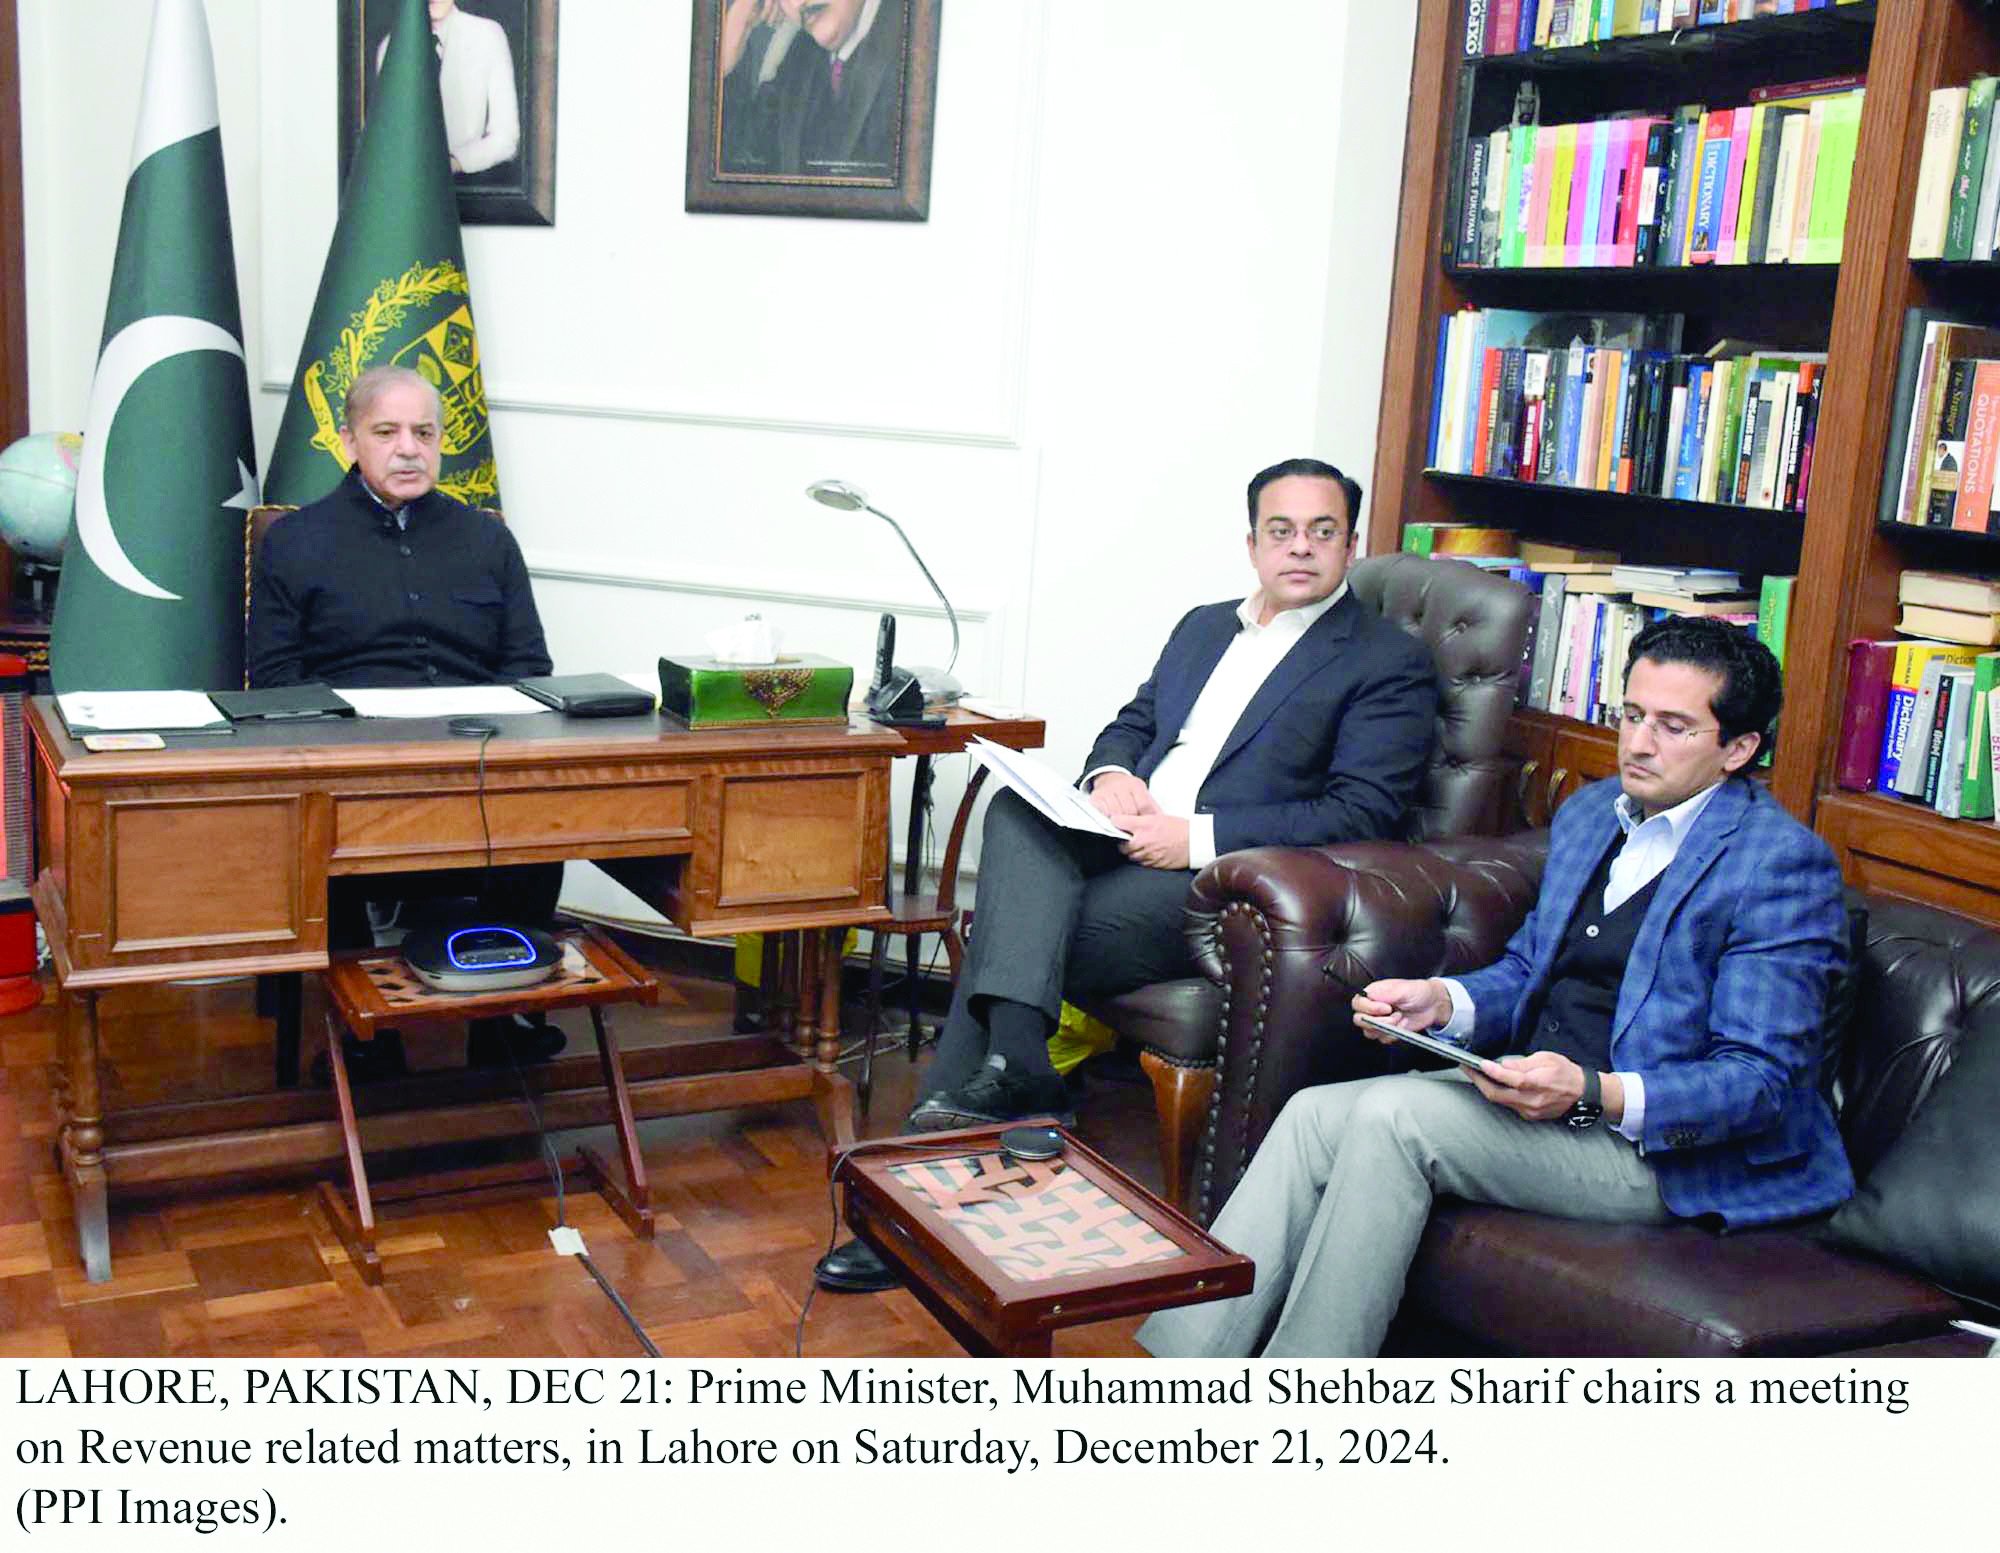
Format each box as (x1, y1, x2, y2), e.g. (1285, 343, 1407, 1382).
(0, 961, 1159, 1360)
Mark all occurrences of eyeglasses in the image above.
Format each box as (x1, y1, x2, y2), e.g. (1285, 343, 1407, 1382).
(1617, 707, 1718, 744)
(1256, 520, 1347, 547)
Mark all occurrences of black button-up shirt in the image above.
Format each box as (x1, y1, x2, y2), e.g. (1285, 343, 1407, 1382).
(246, 468, 553, 689)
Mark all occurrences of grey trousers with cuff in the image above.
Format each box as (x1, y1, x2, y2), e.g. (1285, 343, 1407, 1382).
(1137, 1067, 1671, 1358)
(919, 789, 1198, 1098)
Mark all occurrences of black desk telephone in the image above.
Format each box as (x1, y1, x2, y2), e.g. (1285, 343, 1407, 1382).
(867, 613, 943, 727)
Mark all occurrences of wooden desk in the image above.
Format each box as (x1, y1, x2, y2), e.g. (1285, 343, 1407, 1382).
(27, 699, 901, 1281)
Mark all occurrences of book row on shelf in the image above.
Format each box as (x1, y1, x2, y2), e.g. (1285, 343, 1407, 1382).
(1909, 77, 2000, 263)
(1882, 311, 2000, 534)
(1452, 79, 1863, 270)
(1463, 0, 1861, 59)
(1838, 576, 2000, 821)
(1398, 528, 1793, 728)
(1426, 308, 1825, 512)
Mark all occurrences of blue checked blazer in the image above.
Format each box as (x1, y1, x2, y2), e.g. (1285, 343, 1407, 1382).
(1455, 776, 1853, 1228)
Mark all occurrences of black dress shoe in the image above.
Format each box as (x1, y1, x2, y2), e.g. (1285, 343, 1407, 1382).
(908, 1055, 1077, 1132)
(814, 1237, 898, 1292)
(467, 1012, 566, 1068)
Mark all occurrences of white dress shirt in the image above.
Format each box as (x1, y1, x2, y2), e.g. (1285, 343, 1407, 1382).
(1084, 585, 1345, 870)
(380, 9, 520, 175)
(1439, 779, 1726, 1142)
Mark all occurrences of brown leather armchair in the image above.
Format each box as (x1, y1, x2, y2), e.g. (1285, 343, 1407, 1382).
(1082, 553, 1535, 1206)
(1184, 828, 1993, 1355)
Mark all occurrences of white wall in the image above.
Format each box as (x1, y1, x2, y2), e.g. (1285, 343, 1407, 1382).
(18, 0, 1417, 874)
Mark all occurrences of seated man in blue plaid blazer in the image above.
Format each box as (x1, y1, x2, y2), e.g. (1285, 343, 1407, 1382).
(1140, 615, 1852, 1358)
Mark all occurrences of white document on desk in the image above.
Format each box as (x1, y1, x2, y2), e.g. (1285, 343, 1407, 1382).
(970, 737, 1124, 838)
(57, 690, 228, 732)
(334, 686, 552, 719)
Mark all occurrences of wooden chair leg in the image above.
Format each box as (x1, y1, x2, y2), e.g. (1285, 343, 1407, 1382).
(317, 1010, 382, 1286)
(1139, 1050, 1216, 1212)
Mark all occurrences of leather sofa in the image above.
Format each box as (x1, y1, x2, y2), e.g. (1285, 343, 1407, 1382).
(1181, 828, 1998, 1356)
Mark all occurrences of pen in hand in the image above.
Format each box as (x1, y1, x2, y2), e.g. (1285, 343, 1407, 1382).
(1319, 960, 1372, 999)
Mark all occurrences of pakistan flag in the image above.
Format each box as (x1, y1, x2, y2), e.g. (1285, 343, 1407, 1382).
(265, 0, 499, 509)
(50, 0, 259, 694)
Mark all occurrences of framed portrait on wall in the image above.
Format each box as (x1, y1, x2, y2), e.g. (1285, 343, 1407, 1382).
(337, 0, 559, 227)
(686, 0, 941, 221)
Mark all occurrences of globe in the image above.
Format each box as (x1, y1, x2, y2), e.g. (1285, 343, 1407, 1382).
(0, 431, 81, 566)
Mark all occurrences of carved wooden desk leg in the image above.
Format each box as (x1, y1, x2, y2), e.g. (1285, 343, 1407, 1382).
(816, 927, 842, 1072)
(811, 1066, 857, 1151)
(794, 933, 821, 1064)
(758, 932, 782, 1031)
(576, 1005, 654, 1241)
(48, 990, 74, 1172)
(770, 933, 796, 1045)
(62, 988, 112, 1284)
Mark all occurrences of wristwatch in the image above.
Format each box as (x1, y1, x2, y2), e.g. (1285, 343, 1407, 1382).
(1565, 1068, 1603, 1131)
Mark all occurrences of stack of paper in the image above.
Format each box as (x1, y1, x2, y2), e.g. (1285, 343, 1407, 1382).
(57, 691, 227, 733)
(970, 739, 1123, 838)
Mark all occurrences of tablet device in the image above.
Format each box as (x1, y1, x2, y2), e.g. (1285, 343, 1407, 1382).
(1354, 1011, 1495, 1073)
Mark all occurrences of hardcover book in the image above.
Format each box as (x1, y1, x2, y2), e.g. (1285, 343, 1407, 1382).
(1835, 639, 1899, 790)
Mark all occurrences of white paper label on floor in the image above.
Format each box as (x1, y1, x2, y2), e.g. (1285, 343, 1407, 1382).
(548, 1227, 586, 1257)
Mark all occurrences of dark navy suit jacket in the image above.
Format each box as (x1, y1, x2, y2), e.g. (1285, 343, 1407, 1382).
(1079, 589, 1439, 856)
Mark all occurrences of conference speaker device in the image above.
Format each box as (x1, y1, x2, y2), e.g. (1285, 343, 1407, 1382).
(402, 924, 563, 993)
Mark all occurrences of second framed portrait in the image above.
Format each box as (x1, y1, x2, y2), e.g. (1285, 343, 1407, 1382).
(686, 0, 942, 221)
(338, 0, 560, 227)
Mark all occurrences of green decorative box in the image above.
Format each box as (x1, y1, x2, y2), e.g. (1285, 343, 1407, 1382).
(657, 654, 855, 728)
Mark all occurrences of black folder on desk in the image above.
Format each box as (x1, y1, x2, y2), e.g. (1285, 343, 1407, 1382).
(209, 684, 356, 723)
(515, 673, 657, 718)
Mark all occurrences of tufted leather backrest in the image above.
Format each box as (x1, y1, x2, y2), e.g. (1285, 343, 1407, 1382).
(1348, 553, 1535, 841)
(1839, 894, 2000, 1183)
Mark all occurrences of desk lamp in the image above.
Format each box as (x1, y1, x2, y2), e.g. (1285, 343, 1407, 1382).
(806, 479, 963, 705)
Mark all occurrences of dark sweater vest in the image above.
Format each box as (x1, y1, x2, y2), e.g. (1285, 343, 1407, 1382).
(1515, 832, 1666, 1073)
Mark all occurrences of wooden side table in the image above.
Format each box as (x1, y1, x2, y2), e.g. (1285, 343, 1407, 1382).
(833, 1121, 1252, 1357)
(317, 925, 659, 1285)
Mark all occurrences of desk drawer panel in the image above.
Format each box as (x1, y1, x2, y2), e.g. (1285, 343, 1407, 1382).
(108, 796, 302, 952)
(715, 772, 866, 908)
(333, 780, 692, 864)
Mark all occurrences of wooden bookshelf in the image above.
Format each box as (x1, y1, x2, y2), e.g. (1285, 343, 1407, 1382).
(1375, 0, 2000, 925)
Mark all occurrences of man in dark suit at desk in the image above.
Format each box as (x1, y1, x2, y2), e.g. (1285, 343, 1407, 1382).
(248, 364, 561, 1068)
(817, 456, 1440, 1290)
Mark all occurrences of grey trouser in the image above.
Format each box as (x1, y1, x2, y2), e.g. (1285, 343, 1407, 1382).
(1138, 1068, 1671, 1358)
(921, 789, 1198, 1096)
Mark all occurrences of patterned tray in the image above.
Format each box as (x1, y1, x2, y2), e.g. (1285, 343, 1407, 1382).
(888, 1153, 1185, 1284)
(360, 939, 606, 1008)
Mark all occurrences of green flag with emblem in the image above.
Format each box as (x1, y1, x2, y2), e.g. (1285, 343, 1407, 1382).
(264, 0, 499, 510)
(50, 0, 259, 694)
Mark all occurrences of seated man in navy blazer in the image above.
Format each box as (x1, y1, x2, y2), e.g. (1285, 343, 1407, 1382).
(1139, 616, 1853, 1357)
(816, 456, 1439, 1290)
